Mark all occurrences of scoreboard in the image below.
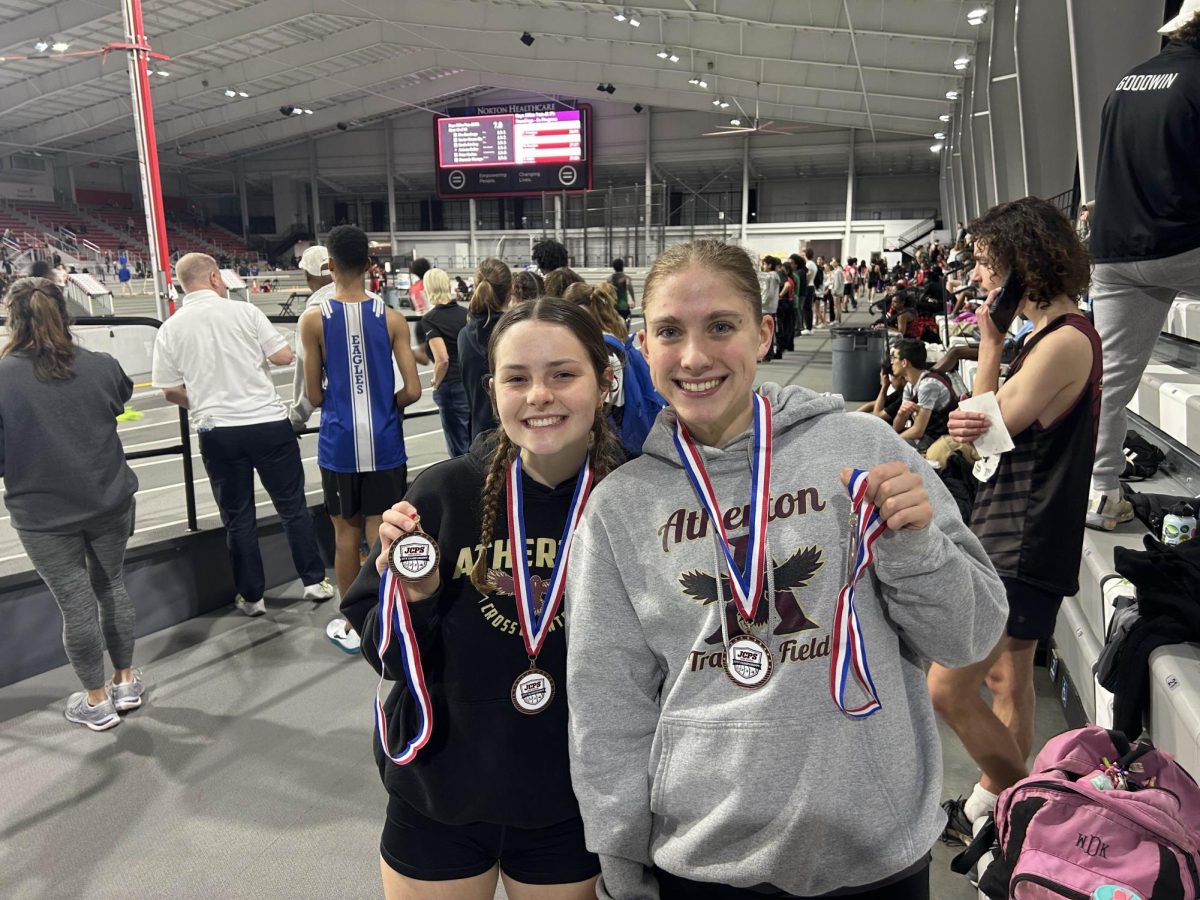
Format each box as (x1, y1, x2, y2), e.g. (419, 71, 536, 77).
(434, 102, 592, 198)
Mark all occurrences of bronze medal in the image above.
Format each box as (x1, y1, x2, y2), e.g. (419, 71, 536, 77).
(387, 528, 440, 581)
(511, 667, 555, 715)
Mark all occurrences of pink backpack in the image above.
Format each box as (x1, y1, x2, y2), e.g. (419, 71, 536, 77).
(955, 726, 1200, 899)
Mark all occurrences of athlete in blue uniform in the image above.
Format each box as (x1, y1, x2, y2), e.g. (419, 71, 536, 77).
(299, 226, 421, 652)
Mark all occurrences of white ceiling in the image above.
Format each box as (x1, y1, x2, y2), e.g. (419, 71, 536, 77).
(0, 0, 983, 187)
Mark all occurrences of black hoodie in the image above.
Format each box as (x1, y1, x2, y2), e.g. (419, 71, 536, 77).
(340, 434, 585, 827)
(457, 313, 500, 440)
(1091, 40, 1200, 263)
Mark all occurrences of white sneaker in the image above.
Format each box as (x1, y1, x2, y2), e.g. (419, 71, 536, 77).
(326, 618, 361, 655)
(234, 594, 266, 617)
(303, 578, 337, 602)
(801, 329, 812, 335)
(64, 692, 121, 732)
(1086, 491, 1134, 531)
(106, 668, 145, 711)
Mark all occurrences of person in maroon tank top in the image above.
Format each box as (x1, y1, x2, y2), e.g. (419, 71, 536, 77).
(925, 197, 1100, 842)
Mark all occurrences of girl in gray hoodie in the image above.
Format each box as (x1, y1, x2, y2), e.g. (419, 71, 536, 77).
(566, 240, 1007, 899)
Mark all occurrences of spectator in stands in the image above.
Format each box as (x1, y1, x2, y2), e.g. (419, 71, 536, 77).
(408, 257, 431, 313)
(532, 237, 569, 276)
(152, 252, 335, 617)
(413, 267, 470, 458)
(798, 250, 817, 334)
(1075, 203, 1091, 244)
(510, 269, 543, 303)
(928, 197, 1098, 842)
(758, 256, 781, 361)
(458, 257, 512, 440)
(609, 258, 636, 329)
(890, 338, 956, 451)
(1086, 3, 1200, 530)
(300, 227, 420, 653)
(544, 267, 584, 299)
(775, 257, 797, 353)
(858, 361, 907, 423)
(454, 275, 471, 300)
(0, 277, 143, 731)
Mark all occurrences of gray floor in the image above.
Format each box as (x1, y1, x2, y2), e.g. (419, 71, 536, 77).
(0, 313, 1070, 899)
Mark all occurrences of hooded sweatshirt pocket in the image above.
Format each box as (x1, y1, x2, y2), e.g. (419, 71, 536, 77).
(646, 715, 927, 891)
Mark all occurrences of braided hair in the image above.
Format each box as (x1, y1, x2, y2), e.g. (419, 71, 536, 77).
(469, 297, 623, 593)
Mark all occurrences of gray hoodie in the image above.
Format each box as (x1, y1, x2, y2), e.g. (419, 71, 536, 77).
(565, 383, 1007, 898)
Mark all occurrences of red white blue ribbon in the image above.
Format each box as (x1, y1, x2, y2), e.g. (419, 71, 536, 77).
(507, 457, 595, 659)
(374, 568, 434, 765)
(830, 468, 890, 718)
(673, 392, 773, 622)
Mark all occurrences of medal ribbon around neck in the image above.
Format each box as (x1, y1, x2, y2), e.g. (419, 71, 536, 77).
(374, 568, 434, 765)
(507, 456, 595, 659)
(673, 392, 773, 623)
(830, 468, 890, 718)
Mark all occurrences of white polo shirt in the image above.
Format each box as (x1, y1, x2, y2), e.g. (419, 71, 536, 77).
(152, 289, 290, 428)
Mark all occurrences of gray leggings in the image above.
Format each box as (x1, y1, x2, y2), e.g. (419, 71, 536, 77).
(1090, 245, 1200, 492)
(17, 502, 135, 690)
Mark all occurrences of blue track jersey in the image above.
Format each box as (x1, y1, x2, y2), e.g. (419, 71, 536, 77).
(318, 298, 407, 472)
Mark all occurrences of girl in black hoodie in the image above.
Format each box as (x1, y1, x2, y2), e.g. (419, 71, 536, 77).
(341, 298, 622, 900)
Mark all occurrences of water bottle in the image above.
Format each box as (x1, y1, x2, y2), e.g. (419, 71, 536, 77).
(1162, 502, 1196, 546)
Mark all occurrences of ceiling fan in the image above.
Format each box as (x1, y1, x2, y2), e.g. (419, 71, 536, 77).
(702, 83, 802, 137)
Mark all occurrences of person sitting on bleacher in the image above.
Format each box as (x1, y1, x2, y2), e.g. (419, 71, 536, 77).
(927, 196, 1099, 844)
(891, 338, 957, 451)
(858, 361, 907, 424)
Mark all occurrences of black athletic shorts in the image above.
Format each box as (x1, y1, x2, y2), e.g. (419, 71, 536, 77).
(320, 464, 406, 520)
(1004, 577, 1064, 642)
(656, 856, 929, 898)
(380, 795, 600, 884)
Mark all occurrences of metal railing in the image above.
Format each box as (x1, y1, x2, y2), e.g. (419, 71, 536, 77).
(0, 313, 444, 538)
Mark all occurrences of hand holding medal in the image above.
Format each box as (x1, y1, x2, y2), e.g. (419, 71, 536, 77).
(839, 462, 932, 532)
(377, 500, 441, 601)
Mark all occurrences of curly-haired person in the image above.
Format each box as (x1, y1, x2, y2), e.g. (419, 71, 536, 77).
(927, 197, 1101, 842)
(1086, 2, 1200, 529)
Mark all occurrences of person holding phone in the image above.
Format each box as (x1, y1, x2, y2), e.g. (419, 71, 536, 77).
(927, 197, 1100, 841)
(338, 298, 621, 900)
(565, 239, 1006, 899)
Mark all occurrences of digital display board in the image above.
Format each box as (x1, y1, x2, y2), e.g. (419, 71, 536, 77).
(435, 102, 592, 198)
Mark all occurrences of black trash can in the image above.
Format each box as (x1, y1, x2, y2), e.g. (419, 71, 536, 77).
(830, 326, 887, 402)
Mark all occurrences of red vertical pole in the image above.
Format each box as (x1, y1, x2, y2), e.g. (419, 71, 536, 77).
(122, 0, 174, 317)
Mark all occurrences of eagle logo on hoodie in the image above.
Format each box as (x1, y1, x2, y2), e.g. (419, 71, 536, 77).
(678, 534, 824, 644)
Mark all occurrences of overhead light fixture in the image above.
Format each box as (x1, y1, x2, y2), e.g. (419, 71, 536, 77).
(224, 89, 237, 97)
(281, 105, 296, 116)
(238, 90, 249, 98)
(629, 14, 640, 27)
(337, 122, 349, 131)
(719, 99, 729, 108)
(33, 40, 49, 53)
(712, 97, 722, 106)
(656, 48, 668, 59)
(51, 41, 70, 52)
(598, 82, 607, 91)
(633, 103, 644, 113)
(946, 90, 960, 100)
(156, 70, 171, 77)
(688, 76, 700, 85)
(967, 7, 988, 24)
(934, 131, 946, 140)
(520, 31, 535, 46)
(303, 108, 314, 114)
(954, 57, 971, 70)
(730, 118, 741, 126)
(698, 78, 707, 88)
(939, 114, 951, 122)
(613, 10, 626, 21)
(930, 143, 945, 152)
(604, 83, 615, 94)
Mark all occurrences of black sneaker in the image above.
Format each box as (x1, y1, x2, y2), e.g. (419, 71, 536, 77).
(940, 796, 974, 846)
